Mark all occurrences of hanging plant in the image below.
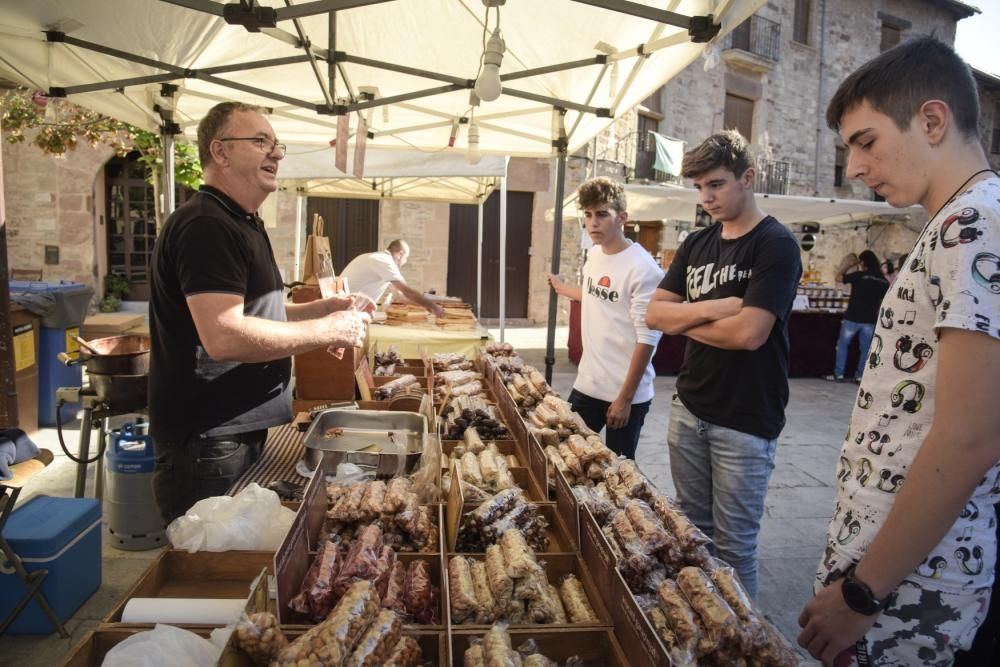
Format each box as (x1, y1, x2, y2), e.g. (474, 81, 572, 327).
(0, 88, 202, 190)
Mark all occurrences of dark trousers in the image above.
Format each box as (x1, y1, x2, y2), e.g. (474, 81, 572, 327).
(567, 389, 651, 460)
(955, 503, 1000, 666)
(153, 430, 266, 523)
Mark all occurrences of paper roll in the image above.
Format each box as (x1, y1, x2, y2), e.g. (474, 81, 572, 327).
(121, 597, 246, 625)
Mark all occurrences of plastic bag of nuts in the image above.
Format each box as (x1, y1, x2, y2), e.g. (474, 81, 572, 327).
(233, 611, 288, 666)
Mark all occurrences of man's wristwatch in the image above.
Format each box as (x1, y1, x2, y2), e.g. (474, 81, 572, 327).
(841, 565, 892, 616)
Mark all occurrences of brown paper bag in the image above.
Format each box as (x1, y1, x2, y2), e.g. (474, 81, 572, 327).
(301, 214, 333, 285)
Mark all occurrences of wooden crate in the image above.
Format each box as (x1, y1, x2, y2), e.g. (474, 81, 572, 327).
(102, 550, 273, 626)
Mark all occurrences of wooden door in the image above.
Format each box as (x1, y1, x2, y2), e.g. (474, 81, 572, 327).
(105, 155, 189, 301)
(306, 197, 380, 274)
(724, 93, 754, 142)
(447, 191, 533, 318)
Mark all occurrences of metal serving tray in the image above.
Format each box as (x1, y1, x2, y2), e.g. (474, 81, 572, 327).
(302, 408, 427, 475)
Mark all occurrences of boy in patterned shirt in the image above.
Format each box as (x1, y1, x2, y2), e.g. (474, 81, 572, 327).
(797, 36, 1000, 666)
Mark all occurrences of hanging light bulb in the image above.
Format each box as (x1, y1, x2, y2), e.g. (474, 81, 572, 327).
(382, 104, 390, 124)
(474, 28, 505, 102)
(467, 119, 481, 165)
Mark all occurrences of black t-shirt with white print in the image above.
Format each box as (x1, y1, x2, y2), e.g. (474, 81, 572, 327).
(660, 216, 802, 439)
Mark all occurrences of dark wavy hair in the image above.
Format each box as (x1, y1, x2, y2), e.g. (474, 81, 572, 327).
(826, 35, 980, 140)
(859, 250, 881, 274)
(681, 129, 753, 180)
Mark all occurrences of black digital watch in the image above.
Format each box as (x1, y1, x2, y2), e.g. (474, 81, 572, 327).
(841, 565, 892, 616)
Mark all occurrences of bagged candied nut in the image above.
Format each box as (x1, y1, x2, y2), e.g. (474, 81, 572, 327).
(382, 560, 407, 613)
(464, 642, 486, 667)
(383, 477, 413, 514)
(383, 635, 422, 667)
(358, 480, 387, 521)
(470, 488, 524, 529)
(275, 579, 380, 666)
(333, 524, 384, 599)
(656, 579, 701, 662)
(558, 574, 598, 623)
(610, 508, 648, 555)
(546, 583, 568, 623)
(233, 611, 287, 666)
(344, 608, 403, 667)
(486, 544, 514, 601)
(646, 606, 676, 648)
(676, 566, 738, 648)
(403, 559, 438, 624)
(710, 565, 765, 652)
(624, 499, 679, 558)
(462, 451, 486, 487)
(557, 443, 584, 479)
(483, 622, 521, 667)
(513, 565, 548, 603)
(464, 426, 488, 454)
(522, 655, 557, 667)
(372, 545, 397, 601)
(753, 616, 801, 667)
(616, 459, 649, 498)
(650, 492, 710, 552)
(478, 448, 502, 490)
(288, 540, 341, 621)
(471, 559, 498, 624)
(574, 486, 615, 524)
(449, 556, 481, 623)
(500, 529, 540, 579)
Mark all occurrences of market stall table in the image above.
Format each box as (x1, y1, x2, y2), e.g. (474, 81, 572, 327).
(367, 321, 492, 360)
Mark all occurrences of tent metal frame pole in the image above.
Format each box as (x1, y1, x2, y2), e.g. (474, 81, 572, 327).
(287, 4, 334, 109)
(163, 131, 176, 216)
(477, 201, 484, 321)
(294, 188, 305, 281)
(499, 163, 508, 343)
(328, 10, 337, 107)
(501, 88, 609, 117)
(545, 150, 568, 384)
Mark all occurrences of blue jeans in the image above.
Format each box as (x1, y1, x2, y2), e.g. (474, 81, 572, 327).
(667, 396, 777, 598)
(568, 389, 651, 460)
(835, 319, 875, 380)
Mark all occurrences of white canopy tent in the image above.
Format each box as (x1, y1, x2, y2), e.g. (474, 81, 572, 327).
(625, 182, 922, 225)
(0, 0, 765, 376)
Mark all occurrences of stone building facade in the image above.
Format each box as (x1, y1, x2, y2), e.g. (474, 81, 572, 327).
(1, 0, 986, 326)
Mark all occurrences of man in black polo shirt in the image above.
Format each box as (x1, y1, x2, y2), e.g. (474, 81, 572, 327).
(646, 130, 802, 597)
(149, 102, 371, 522)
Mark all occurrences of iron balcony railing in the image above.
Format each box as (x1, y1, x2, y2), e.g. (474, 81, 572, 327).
(755, 158, 790, 195)
(724, 14, 781, 62)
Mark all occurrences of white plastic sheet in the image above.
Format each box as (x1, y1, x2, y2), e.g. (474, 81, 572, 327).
(166, 483, 295, 553)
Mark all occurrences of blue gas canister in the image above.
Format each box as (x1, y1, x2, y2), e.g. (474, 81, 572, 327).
(104, 421, 166, 550)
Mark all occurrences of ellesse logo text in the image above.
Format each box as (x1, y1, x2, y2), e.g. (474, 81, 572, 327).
(587, 276, 620, 302)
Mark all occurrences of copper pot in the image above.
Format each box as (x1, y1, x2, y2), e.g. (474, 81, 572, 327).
(60, 334, 151, 375)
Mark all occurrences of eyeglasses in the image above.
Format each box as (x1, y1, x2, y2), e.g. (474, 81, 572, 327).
(217, 136, 287, 157)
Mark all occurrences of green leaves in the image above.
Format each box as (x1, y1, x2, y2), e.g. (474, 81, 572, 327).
(1, 88, 202, 190)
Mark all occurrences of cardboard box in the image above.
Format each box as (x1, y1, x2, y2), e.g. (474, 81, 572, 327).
(293, 345, 361, 400)
(80, 313, 144, 341)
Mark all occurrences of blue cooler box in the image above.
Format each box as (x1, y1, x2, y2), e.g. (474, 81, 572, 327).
(0, 496, 101, 634)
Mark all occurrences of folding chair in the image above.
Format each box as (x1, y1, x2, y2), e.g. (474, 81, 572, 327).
(0, 449, 69, 637)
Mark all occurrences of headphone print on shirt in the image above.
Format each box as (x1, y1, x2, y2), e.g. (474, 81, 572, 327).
(940, 207, 983, 248)
(894, 335, 933, 372)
